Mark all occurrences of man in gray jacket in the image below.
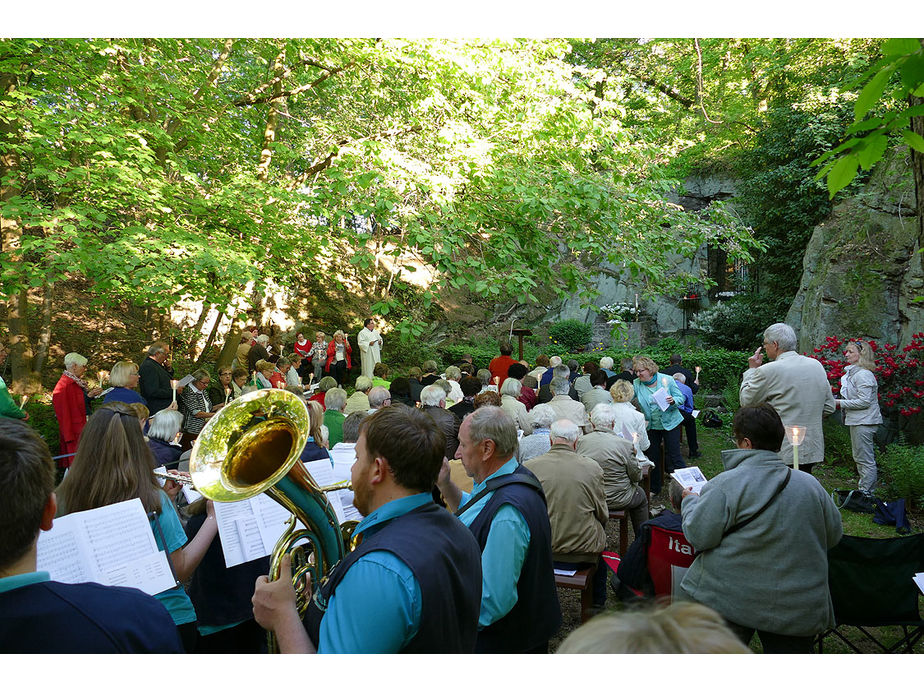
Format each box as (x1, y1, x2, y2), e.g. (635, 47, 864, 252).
(679, 404, 843, 653)
(740, 322, 836, 474)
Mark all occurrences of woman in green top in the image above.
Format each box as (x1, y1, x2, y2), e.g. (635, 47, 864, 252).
(632, 355, 687, 496)
(55, 401, 218, 652)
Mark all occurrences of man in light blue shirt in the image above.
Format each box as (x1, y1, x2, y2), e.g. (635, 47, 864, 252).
(253, 405, 482, 653)
(437, 406, 560, 653)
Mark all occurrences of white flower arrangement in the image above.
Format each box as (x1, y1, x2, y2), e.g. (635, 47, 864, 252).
(599, 302, 640, 323)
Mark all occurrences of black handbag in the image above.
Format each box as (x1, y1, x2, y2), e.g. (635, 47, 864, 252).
(702, 410, 723, 428)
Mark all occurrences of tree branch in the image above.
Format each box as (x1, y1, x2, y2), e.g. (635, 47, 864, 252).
(233, 56, 355, 107)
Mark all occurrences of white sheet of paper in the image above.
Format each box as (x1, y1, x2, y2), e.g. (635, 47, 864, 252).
(619, 423, 633, 441)
(692, 409, 701, 418)
(671, 466, 708, 494)
(37, 498, 175, 596)
(553, 568, 577, 577)
(914, 572, 924, 595)
(182, 486, 203, 504)
(214, 499, 266, 568)
(177, 374, 196, 388)
(651, 387, 670, 412)
(303, 459, 348, 525)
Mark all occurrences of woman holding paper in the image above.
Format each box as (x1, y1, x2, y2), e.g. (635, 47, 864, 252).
(56, 402, 218, 651)
(632, 356, 687, 496)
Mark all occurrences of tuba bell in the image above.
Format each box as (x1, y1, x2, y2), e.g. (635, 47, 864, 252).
(188, 388, 348, 652)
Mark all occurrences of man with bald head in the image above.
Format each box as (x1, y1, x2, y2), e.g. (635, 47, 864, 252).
(436, 406, 561, 653)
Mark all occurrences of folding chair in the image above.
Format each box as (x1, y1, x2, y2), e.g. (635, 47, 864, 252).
(645, 525, 696, 602)
(816, 533, 924, 653)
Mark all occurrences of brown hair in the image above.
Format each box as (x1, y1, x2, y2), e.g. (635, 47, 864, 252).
(359, 406, 445, 493)
(0, 419, 56, 570)
(56, 402, 162, 515)
(732, 404, 785, 452)
(306, 400, 325, 445)
(473, 390, 502, 409)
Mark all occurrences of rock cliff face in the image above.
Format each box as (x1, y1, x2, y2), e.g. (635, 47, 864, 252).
(553, 175, 738, 343)
(786, 149, 923, 350)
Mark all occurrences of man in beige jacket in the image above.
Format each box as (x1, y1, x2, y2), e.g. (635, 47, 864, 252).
(739, 323, 836, 474)
(525, 419, 608, 608)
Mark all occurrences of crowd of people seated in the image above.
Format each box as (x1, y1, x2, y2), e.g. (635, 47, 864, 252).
(0, 322, 857, 654)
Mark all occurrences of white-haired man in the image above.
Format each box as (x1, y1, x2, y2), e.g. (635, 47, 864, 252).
(525, 419, 608, 610)
(420, 383, 460, 460)
(739, 323, 836, 474)
(577, 403, 648, 534)
(547, 377, 590, 432)
(436, 406, 561, 653)
(599, 356, 617, 379)
(139, 341, 173, 414)
(344, 376, 374, 416)
(367, 386, 391, 412)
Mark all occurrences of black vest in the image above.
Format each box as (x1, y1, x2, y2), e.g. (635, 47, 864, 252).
(304, 501, 482, 653)
(462, 465, 562, 653)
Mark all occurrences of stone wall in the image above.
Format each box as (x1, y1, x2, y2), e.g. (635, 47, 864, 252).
(786, 148, 923, 350)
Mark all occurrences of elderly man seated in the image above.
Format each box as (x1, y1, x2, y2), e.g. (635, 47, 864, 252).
(344, 376, 373, 416)
(517, 403, 555, 464)
(366, 386, 391, 412)
(525, 419, 608, 610)
(420, 384, 460, 460)
(576, 403, 648, 534)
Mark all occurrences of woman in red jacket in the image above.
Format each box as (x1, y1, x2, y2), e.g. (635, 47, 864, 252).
(325, 330, 352, 386)
(51, 352, 102, 467)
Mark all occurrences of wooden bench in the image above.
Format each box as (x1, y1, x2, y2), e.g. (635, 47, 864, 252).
(608, 509, 629, 557)
(554, 563, 598, 624)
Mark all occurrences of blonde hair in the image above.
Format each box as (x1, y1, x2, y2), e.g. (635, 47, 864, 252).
(610, 379, 634, 403)
(850, 340, 877, 371)
(306, 400, 325, 445)
(632, 356, 658, 376)
(255, 359, 274, 374)
(108, 360, 139, 387)
(333, 330, 345, 340)
(557, 602, 751, 654)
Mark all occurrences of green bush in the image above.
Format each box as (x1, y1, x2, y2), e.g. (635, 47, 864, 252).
(548, 320, 593, 352)
(878, 443, 924, 507)
(721, 372, 740, 412)
(822, 417, 855, 467)
(690, 296, 787, 352)
(24, 399, 60, 454)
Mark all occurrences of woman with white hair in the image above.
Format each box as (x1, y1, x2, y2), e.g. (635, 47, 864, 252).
(52, 352, 102, 466)
(444, 365, 464, 405)
(147, 408, 184, 469)
(517, 403, 556, 463)
(103, 360, 146, 406)
(500, 377, 531, 432)
(247, 333, 271, 373)
(609, 378, 651, 466)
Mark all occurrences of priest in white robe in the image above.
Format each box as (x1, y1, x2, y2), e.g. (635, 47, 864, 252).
(357, 318, 384, 379)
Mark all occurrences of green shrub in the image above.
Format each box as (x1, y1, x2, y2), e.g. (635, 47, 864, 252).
(24, 399, 60, 454)
(690, 297, 786, 352)
(822, 417, 855, 467)
(548, 320, 593, 352)
(878, 443, 924, 507)
(721, 372, 740, 412)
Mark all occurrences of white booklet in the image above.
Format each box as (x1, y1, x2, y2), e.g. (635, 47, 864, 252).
(671, 466, 709, 494)
(36, 498, 177, 596)
(651, 387, 670, 411)
(212, 460, 349, 569)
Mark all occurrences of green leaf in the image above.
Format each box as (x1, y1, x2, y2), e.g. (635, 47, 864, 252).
(882, 38, 922, 56)
(844, 118, 882, 135)
(857, 134, 888, 170)
(827, 154, 859, 198)
(899, 54, 924, 93)
(901, 129, 924, 153)
(854, 66, 895, 121)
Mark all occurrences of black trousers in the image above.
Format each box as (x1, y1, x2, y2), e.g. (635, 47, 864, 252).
(727, 620, 815, 654)
(331, 360, 349, 386)
(645, 425, 685, 495)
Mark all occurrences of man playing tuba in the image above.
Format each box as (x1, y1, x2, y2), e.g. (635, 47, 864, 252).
(252, 405, 483, 653)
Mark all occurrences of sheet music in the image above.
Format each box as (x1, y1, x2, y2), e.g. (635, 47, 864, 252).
(36, 498, 175, 596)
(304, 459, 348, 525)
(651, 387, 670, 411)
(213, 499, 267, 568)
(328, 450, 363, 523)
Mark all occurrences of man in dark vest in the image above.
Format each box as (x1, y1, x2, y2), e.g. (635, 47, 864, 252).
(436, 406, 562, 653)
(252, 405, 482, 653)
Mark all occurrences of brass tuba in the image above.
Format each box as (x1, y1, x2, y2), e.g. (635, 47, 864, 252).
(189, 388, 348, 652)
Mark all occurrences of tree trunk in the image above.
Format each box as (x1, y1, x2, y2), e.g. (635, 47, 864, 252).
(187, 301, 213, 359)
(256, 45, 287, 183)
(910, 94, 924, 255)
(196, 309, 225, 367)
(217, 323, 244, 369)
(33, 274, 54, 376)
